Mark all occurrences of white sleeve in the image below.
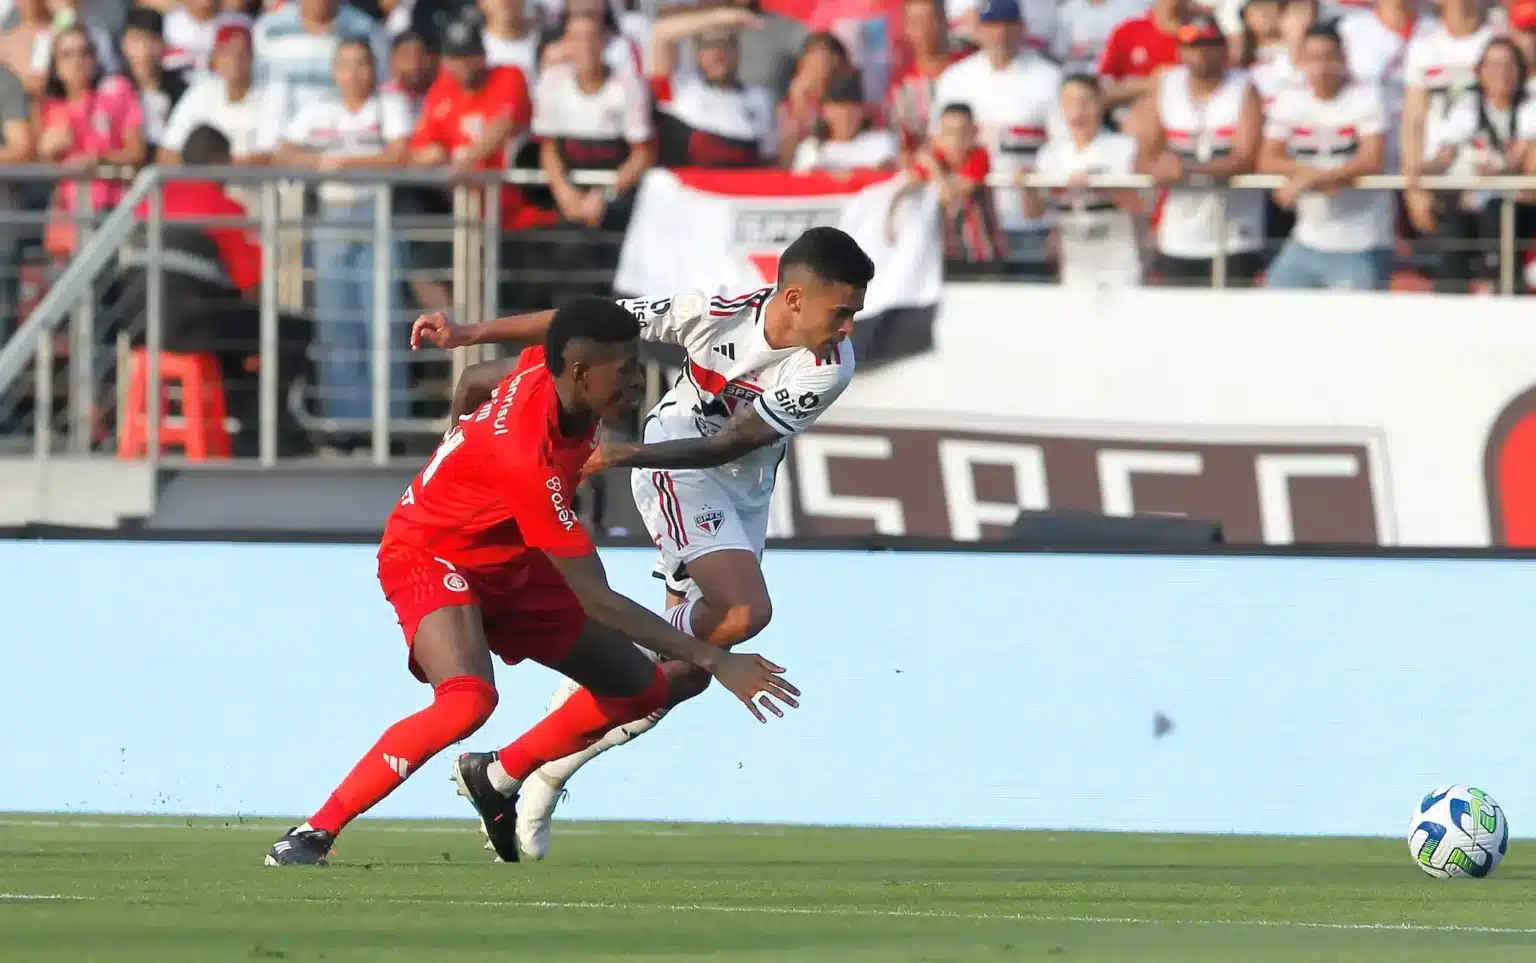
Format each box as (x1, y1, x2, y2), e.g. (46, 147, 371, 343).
(1262, 91, 1293, 142)
(1403, 39, 1430, 89)
(1431, 97, 1478, 153)
(620, 69, 652, 144)
(282, 101, 318, 147)
(791, 138, 821, 172)
(616, 290, 709, 345)
(160, 83, 206, 153)
(753, 353, 854, 438)
(381, 92, 412, 141)
(749, 86, 778, 161)
(1517, 99, 1536, 141)
(1356, 83, 1388, 138)
(252, 83, 288, 154)
(531, 72, 560, 138)
(30, 31, 48, 75)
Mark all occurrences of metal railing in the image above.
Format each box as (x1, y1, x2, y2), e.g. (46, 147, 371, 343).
(1, 165, 1533, 471)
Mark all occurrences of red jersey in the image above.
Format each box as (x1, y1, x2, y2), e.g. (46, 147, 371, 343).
(1097, 13, 1180, 81)
(383, 346, 596, 572)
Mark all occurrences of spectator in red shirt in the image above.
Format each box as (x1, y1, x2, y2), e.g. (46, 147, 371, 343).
(1098, 0, 1189, 112)
(888, 102, 1008, 267)
(409, 19, 554, 314)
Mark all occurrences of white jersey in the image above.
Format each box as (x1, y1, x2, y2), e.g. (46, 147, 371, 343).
(1155, 66, 1265, 259)
(619, 287, 855, 510)
(1403, 18, 1499, 164)
(1034, 131, 1142, 286)
(1264, 81, 1393, 253)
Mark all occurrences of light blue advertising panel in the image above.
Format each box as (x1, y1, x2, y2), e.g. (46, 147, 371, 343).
(1, 540, 1532, 836)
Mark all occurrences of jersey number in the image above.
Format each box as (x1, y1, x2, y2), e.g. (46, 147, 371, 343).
(422, 426, 467, 485)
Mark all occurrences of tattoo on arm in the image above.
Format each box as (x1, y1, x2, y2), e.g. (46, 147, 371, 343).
(609, 405, 783, 470)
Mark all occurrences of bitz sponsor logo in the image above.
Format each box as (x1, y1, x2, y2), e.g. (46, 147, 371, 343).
(779, 425, 1382, 544)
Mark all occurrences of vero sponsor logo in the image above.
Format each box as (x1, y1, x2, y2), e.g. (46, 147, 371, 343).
(546, 477, 577, 531)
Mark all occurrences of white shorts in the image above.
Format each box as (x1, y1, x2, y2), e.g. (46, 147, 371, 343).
(630, 456, 770, 598)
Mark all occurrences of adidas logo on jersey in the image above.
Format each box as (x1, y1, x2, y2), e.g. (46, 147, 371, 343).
(713, 343, 736, 361)
(382, 753, 410, 778)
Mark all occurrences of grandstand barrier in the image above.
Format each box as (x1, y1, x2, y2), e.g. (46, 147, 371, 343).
(2, 536, 1532, 835)
(2, 166, 1535, 539)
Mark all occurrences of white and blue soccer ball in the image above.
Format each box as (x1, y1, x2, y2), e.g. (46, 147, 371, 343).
(1408, 785, 1510, 879)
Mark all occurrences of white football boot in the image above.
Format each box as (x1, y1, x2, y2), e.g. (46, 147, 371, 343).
(513, 676, 583, 860)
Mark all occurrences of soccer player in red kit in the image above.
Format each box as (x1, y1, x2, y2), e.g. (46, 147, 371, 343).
(264, 298, 798, 867)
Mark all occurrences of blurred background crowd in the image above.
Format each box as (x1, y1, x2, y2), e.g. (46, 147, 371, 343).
(0, 0, 1530, 460)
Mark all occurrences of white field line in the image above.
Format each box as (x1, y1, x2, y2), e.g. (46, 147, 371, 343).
(2, 890, 1529, 935)
(273, 897, 1536, 935)
(0, 818, 974, 840)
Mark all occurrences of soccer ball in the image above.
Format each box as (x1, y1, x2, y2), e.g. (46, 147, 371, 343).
(1408, 785, 1510, 879)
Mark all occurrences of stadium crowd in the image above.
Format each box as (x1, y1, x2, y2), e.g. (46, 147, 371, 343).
(0, 0, 1530, 454)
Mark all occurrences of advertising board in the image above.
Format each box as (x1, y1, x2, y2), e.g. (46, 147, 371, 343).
(765, 284, 1536, 547)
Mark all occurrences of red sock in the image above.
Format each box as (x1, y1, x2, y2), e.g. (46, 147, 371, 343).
(310, 676, 497, 836)
(496, 665, 668, 782)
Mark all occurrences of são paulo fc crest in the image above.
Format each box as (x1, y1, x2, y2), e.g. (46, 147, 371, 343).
(694, 508, 725, 537)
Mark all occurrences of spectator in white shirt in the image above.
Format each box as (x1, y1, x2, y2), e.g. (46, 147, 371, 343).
(481, 0, 540, 76)
(159, 16, 278, 166)
(931, 0, 1063, 276)
(276, 37, 412, 424)
(1230, 0, 1284, 69)
(534, 10, 653, 230)
(1027, 74, 1146, 286)
(792, 70, 899, 173)
(162, 0, 222, 76)
(1419, 37, 1536, 290)
(1400, 0, 1498, 235)
(1260, 22, 1391, 289)
(1250, 0, 1315, 106)
(650, 6, 777, 168)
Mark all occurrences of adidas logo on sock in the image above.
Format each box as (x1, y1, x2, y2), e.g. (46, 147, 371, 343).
(382, 753, 410, 778)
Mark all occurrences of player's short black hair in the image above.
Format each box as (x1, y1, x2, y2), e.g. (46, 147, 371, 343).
(777, 226, 875, 289)
(546, 297, 641, 375)
(182, 125, 232, 166)
(1302, 21, 1342, 45)
(1061, 73, 1101, 96)
(939, 102, 974, 123)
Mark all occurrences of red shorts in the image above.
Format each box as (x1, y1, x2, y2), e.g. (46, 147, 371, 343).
(376, 540, 586, 681)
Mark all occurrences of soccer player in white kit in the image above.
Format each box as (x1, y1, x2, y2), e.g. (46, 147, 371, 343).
(410, 226, 874, 860)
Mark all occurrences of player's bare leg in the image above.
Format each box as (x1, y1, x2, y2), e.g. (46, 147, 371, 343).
(265, 606, 499, 866)
(455, 619, 669, 862)
(515, 550, 769, 858)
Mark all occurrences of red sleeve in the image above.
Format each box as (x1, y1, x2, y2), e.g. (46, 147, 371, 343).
(650, 75, 673, 105)
(961, 146, 990, 180)
(208, 196, 261, 294)
(491, 68, 533, 130)
(505, 458, 596, 558)
(1097, 24, 1128, 80)
(411, 80, 449, 148)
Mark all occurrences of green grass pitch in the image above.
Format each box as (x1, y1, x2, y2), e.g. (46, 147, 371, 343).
(2, 814, 1534, 962)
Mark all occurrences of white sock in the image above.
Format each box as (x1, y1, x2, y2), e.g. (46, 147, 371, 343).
(485, 759, 522, 796)
(538, 708, 669, 784)
(667, 598, 699, 638)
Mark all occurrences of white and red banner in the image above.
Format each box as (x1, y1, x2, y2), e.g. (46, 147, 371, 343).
(615, 168, 942, 363)
(757, 283, 1536, 548)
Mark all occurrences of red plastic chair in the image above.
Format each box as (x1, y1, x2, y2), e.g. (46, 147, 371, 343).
(119, 349, 232, 460)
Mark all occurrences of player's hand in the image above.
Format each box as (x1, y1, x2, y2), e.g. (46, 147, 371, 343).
(703, 649, 800, 723)
(411, 312, 467, 350)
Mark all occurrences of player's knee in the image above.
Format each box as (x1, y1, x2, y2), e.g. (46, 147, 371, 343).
(435, 675, 499, 737)
(709, 600, 773, 645)
(661, 660, 712, 704)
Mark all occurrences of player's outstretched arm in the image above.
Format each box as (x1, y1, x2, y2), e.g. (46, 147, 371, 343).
(544, 550, 801, 723)
(411, 309, 557, 351)
(586, 405, 781, 474)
